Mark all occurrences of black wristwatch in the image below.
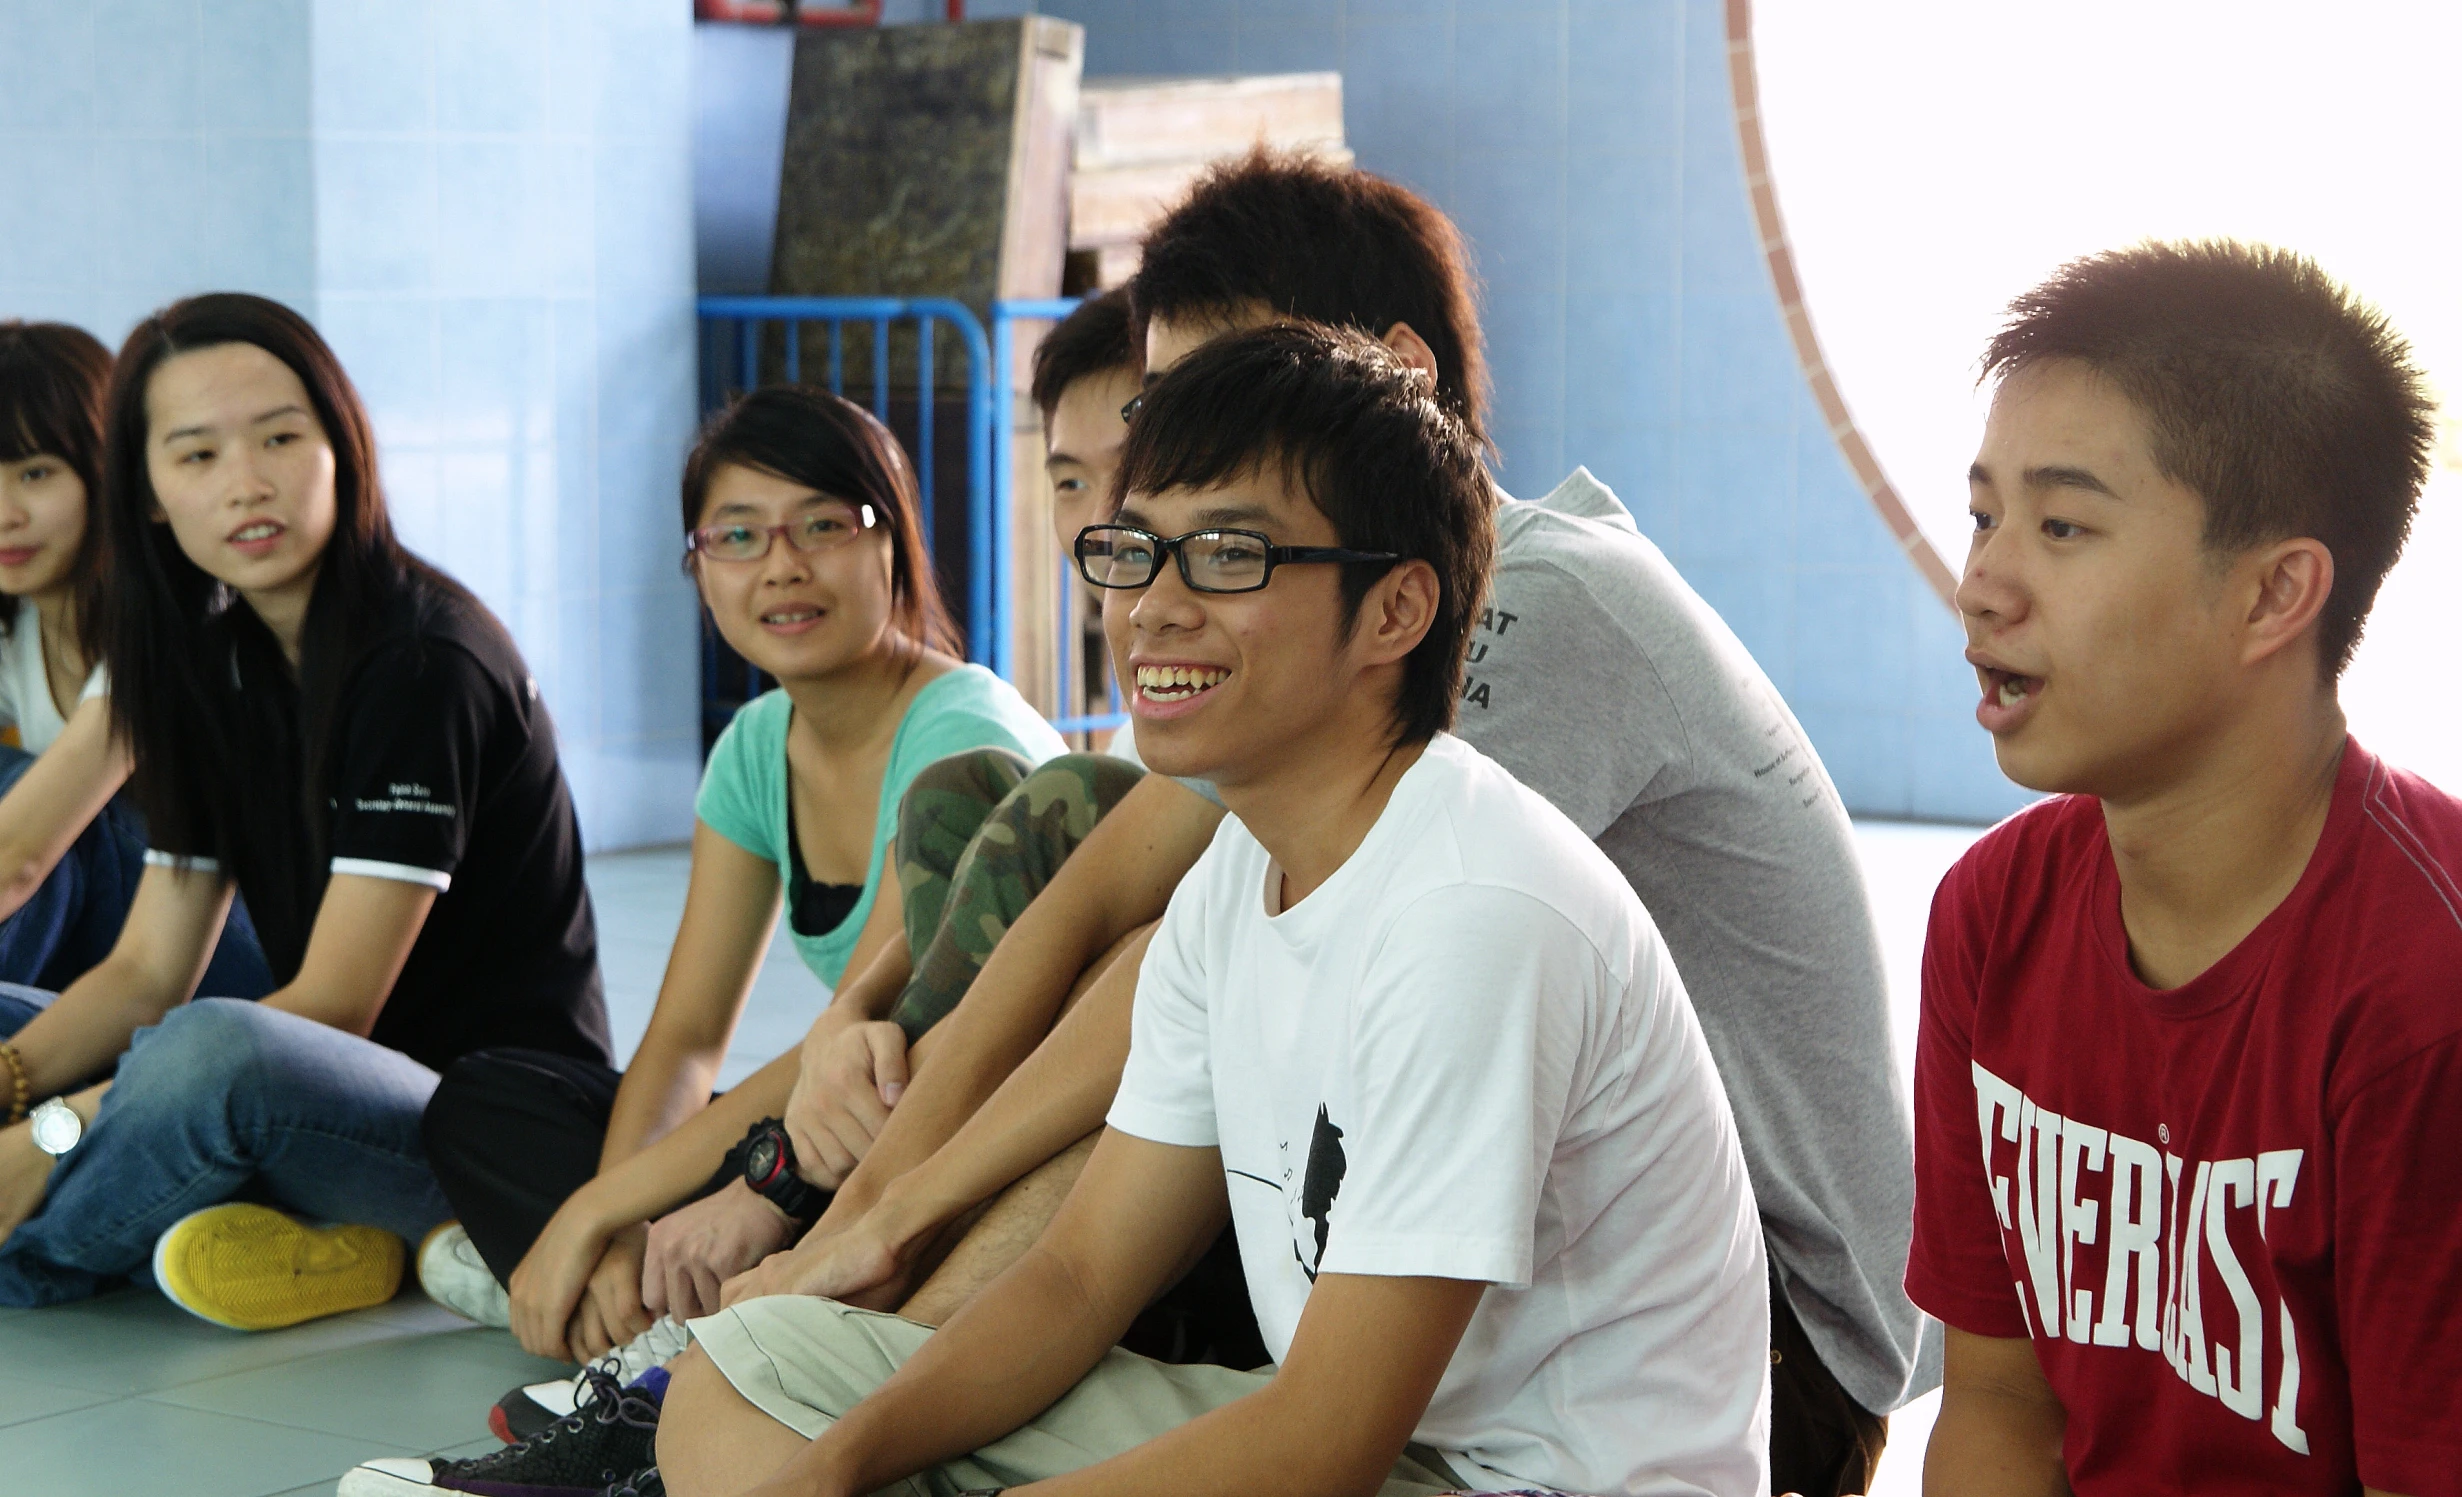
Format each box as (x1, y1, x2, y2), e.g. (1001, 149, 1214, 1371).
(730, 1118, 829, 1223)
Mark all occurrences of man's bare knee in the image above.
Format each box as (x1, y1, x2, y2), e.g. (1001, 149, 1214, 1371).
(656, 1344, 809, 1497)
(899, 1130, 1100, 1325)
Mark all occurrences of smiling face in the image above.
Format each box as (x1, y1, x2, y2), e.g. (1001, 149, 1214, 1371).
(691, 461, 899, 683)
(1045, 365, 1141, 551)
(0, 450, 88, 601)
(1101, 468, 1378, 788)
(1959, 359, 2279, 798)
(144, 343, 339, 611)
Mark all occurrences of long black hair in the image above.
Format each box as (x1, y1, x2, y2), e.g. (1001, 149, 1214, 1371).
(0, 321, 113, 651)
(681, 384, 960, 660)
(101, 293, 466, 974)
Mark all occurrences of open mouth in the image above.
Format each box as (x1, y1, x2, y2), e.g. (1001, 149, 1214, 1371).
(760, 606, 823, 626)
(230, 520, 283, 545)
(1136, 664, 1230, 703)
(1978, 665, 2040, 709)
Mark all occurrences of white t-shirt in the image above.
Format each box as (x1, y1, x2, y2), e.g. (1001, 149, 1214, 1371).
(1109, 733, 1769, 1497)
(1108, 470, 1926, 1412)
(0, 608, 104, 755)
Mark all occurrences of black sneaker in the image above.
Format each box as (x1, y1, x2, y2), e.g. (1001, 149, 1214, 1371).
(337, 1368, 660, 1495)
(491, 1315, 693, 1443)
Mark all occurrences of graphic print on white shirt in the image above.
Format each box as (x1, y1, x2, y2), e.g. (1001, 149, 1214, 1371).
(1276, 1105, 1346, 1281)
(1109, 734, 1770, 1497)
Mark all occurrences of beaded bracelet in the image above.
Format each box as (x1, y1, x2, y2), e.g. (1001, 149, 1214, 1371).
(0, 1042, 27, 1126)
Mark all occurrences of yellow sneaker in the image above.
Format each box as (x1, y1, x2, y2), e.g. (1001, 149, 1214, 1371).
(151, 1203, 405, 1331)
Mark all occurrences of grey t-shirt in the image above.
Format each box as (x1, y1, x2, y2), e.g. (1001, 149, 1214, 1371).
(1112, 469, 1930, 1411)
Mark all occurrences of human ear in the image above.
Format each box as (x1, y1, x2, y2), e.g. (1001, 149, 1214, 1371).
(1378, 322, 1441, 392)
(2238, 537, 2334, 668)
(1356, 559, 1441, 667)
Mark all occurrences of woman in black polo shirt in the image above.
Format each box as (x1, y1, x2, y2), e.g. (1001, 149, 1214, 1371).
(0, 293, 608, 1328)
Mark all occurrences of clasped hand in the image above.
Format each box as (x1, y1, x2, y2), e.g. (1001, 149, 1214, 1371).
(717, 1210, 910, 1312)
(782, 1011, 909, 1188)
(508, 1201, 654, 1363)
(642, 1178, 797, 1323)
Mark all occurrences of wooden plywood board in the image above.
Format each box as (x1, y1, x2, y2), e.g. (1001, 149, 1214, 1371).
(1074, 73, 1344, 170)
(771, 17, 1083, 317)
(1069, 145, 1354, 248)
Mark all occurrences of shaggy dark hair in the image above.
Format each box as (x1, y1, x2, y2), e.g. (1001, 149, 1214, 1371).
(1128, 149, 1488, 446)
(0, 321, 113, 646)
(680, 384, 959, 659)
(1029, 288, 1138, 424)
(1115, 322, 1495, 746)
(1982, 240, 2436, 676)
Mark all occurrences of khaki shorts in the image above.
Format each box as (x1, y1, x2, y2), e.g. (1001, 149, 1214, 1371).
(691, 1297, 1471, 1497)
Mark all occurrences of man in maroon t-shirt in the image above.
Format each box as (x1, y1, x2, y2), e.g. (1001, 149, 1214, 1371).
(1909, 241, 2461, 1495)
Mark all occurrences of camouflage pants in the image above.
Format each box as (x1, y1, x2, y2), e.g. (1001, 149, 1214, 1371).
(886, 751, 1146, 1042)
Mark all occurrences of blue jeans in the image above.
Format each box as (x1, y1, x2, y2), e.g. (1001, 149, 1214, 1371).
(0, 989, 453, 1307)
(0, 746, 274, 998)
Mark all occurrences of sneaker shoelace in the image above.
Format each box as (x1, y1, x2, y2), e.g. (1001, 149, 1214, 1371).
(450, 1368, 661, 1483)
(567, 1316, 691, 1412)
(603, 1468, 665, 1497)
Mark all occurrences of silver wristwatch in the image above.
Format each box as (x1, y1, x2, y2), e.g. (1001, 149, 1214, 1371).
(28, 1097, 82, 1157)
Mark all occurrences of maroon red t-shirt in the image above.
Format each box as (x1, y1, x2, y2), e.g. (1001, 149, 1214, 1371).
(1907, 739, 2462, 1495)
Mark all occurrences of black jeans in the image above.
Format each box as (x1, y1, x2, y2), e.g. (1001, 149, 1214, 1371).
(1768, 1261, 1891, 1496)
(423, 1047, 727, 1286)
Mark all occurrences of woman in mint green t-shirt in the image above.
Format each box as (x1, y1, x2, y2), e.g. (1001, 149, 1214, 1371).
(418, 387, 1061, 1364)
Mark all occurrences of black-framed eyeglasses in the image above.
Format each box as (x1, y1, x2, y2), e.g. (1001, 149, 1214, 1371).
(682, 503, 879, 570)
(1074, 523, 1398, 594)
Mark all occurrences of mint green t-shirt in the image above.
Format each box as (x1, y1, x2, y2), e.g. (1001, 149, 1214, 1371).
(695, 664, 1067, 988)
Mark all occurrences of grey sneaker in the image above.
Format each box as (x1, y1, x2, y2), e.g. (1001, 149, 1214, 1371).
(415, 1223, 509, 1329)
(490, 1315, 693, 1443)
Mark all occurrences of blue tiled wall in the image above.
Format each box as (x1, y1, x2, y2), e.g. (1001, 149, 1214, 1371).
(694, 24, 797, 294)
(311, 0, 702, 850)
(1030, 0, 2025, 822)
(0, 0, 701, 849)
(0, 0, 318, 334)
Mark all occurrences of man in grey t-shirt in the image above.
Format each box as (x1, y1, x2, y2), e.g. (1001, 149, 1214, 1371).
(1478, 469, 1931, 1429)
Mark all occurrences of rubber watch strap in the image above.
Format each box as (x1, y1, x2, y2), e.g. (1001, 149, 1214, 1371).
(739, 1118, 828, 1223)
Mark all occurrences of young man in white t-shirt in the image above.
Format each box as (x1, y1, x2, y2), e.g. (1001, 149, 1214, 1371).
(652, 323, 1768, 1497)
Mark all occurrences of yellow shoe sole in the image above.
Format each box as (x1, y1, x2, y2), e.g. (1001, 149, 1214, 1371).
(152, 1203, 405, 1332)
